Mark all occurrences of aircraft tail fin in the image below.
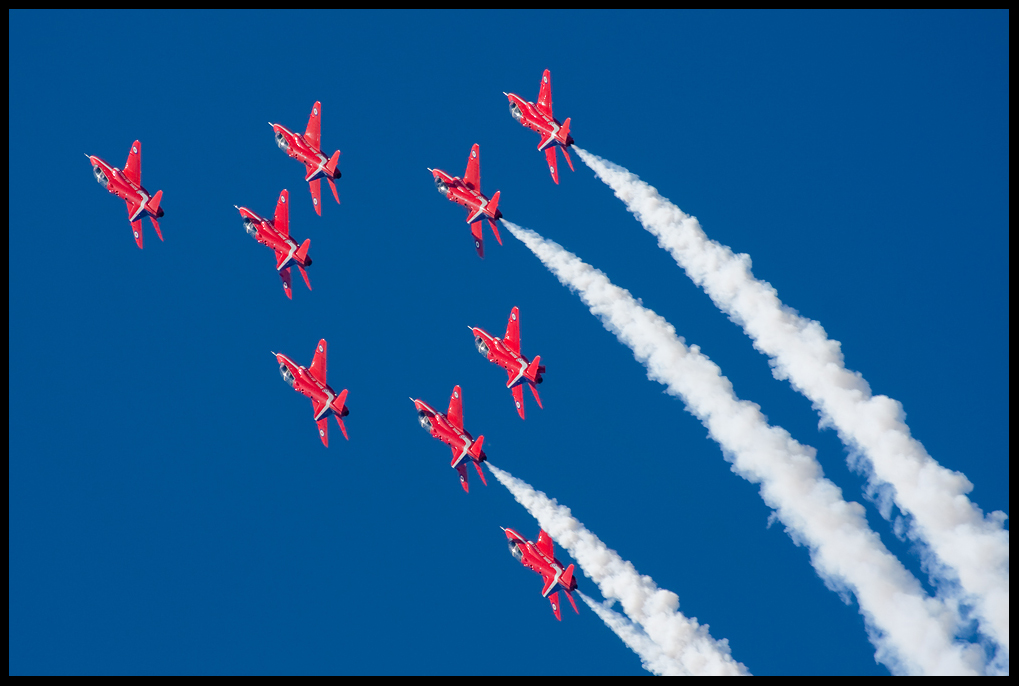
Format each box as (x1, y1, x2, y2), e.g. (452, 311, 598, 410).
(468, 434, 485, 461)
(487, 190, 500, 218)
(147, 189, 163, 216)
(560, 118, 571, 144)
(331, 389, 348, 416)
(561, 564, 575, 590)
(325, 150, 341, 177)
(296, 238, 311, 263)
(525, 355, 542, 383)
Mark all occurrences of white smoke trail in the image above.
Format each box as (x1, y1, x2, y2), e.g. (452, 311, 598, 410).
(578, 591, 679, 676)
(574, 148, 1009, 661)
(502, 220, 984, 675)
(488, 463, 748, 676)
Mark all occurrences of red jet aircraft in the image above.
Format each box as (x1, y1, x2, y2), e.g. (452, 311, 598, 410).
(86, 141, 165, 249)
(270, 101, 342, 216)
(274, 339, 349, 447)
(505, 69, 575, 184)
(236, 190, 312, 299)
(503, 527, 579, 621)
(411, 386, 487, 492)
(429, 144, 503, 258)
(471, 307, 545, 420)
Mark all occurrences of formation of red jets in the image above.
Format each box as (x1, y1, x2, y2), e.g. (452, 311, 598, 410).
(87, 70, 579, 620)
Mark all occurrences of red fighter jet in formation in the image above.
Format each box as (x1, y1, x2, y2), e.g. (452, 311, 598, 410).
(429, 144, 503, 258)
(274, 339, 349, 447)
(86, 141, 165, 248)
(471, 307, 545, 420)
(411, 386, 488, 492)
(503, 527, 579, 621)
(270, 101, 342, 216)
(505, 69, 575, 184)
(236, 190, 312, 299)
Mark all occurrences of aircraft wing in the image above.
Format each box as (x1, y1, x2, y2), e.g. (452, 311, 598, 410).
(540, 568, 559, 597)
(455, 461, 470, 492)
(510, 383, 525, 420)
(273, 190, 289, 237)
(309, 339, 327, 384)
(275, 249, 290, 271)
(124, 140, 142, 186)
(536, 529, 555, 557)
(316, 416, 329, 447)
(312, 396, 328, 420)
(536, 69, 553, 116)
(447, 385, 464, 430)
(308, 178, 322, 215)
(464, 144, 480, 191)
(305, 101, 322, 150)
(503, 307, 521, 352)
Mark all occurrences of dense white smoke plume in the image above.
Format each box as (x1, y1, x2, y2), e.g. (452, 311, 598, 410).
(573, 148, 1009, 660)
(502, 221, 984, 674)
(578, 591, 678, 675)
(487, 463, 748, 676)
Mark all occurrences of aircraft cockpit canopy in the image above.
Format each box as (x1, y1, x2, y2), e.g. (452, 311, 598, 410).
(508, 541, 524, 561)
(434, 177, 449, 195)
(279, 364, 296, 386)
(92, 165, 109, 187)
(275, 131, 289, 150)
(509, 101, 523, 122)
(243, 219, 258, 237)
(475, 337, 490, 356)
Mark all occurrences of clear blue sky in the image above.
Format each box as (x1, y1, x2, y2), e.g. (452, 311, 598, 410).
(9, 10, 1008, 675)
